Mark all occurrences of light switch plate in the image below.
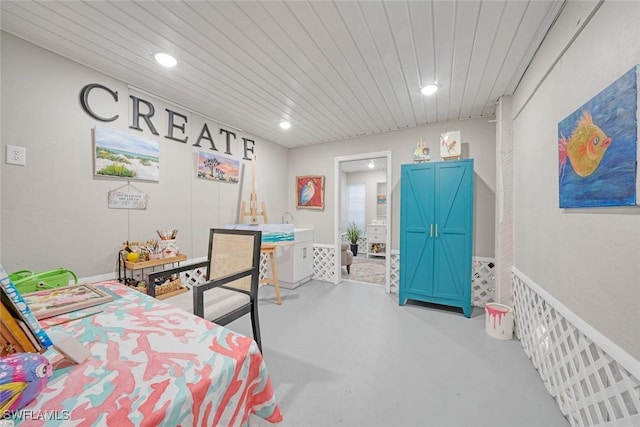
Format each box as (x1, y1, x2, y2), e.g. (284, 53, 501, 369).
(6, 144, 26, 166)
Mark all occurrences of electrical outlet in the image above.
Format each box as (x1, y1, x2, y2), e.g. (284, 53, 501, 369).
(6, 145, 26, 166)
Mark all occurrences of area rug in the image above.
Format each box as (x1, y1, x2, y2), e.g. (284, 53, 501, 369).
(341, 256, 386, 286)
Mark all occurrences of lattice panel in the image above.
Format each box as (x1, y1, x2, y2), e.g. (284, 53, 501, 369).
(387, 253, 495, 306)
(312, 244, 336, 283)
(180, 265, 207, 288)
(357, 236, 367, 256)
(512, 270, 640, 427)
(472, 257, 496, 307)
(259, 252, 271, 281)
(389, 250, 400, 293)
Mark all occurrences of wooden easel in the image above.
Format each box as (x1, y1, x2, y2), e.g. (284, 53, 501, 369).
(238, 156, 281, 304)
(238, 155, 268, 225)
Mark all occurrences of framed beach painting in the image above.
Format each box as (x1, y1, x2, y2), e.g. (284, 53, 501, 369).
(296, 175, 325, 210)
(558, 65, 639, 208)
(94, 127, 160, 182)
(196, 151, 239, 183)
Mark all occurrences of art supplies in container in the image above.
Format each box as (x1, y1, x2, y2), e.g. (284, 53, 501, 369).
(156, 229, 178, 240)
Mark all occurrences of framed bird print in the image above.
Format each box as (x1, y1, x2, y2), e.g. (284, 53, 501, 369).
(296, 175, 325, 210)
(558, 65, 639, 208)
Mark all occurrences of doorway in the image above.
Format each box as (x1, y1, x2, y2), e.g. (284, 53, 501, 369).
(333, 151, 392, 292)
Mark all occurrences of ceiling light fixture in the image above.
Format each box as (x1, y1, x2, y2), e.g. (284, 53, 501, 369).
(279, 121, 291, 130)
(421, 82, 440, 96)
(368, 160, 375, 169)
(154, 52, 177, 68)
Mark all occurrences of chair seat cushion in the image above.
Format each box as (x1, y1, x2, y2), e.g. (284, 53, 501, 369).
(163, 287, 250, 322)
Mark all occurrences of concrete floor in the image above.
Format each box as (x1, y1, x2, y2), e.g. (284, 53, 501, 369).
(226, 280, 568, 427)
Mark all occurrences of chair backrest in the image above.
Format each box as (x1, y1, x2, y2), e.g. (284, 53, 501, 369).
(207, 228, 262, 295)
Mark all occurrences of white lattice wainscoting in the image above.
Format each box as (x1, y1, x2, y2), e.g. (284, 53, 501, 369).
(389, 250, 400, 293)
(259, 252, 271, 281)
(512, 267, 640, 427)
(386, 253, 496, 308)
(312, 244, 336, 283)
(311, 247, 493, 303)
(472, 257, 496, 307)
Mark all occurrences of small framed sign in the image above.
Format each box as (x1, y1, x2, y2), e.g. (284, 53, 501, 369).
(108, 184, 148, 209)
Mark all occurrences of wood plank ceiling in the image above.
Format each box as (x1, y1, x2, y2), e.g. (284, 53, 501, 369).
(1, 0, 564, 148)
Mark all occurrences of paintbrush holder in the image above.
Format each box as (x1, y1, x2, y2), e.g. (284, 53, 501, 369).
(158, 239, 179, 258)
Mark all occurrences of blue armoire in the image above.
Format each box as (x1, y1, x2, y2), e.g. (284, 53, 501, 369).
(399, 159, 474, 317)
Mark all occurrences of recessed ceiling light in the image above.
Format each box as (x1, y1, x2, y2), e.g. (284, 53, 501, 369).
(421, 82, 440, 96)
(154, 52, 177, 68)
(279, 121, 291, 130)
(368, 160, 375, 169)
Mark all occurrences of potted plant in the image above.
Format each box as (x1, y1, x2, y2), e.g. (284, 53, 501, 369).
(346, 221, 362, 256)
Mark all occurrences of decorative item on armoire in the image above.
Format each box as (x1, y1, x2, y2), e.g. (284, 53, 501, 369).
(413, 137, 430, 162)
(399, 159, 474, 317)
(439, 130, 462, 159)
(558, 65, 638, 208)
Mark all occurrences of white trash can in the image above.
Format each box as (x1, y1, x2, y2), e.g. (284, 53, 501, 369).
(485, 303, 514, 340)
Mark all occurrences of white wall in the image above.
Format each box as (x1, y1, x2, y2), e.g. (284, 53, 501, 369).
(345, 169, 386, 227)
(0, 33, 289, 277)
(512, 1, 640, 360)
(288, 118, 496, 257)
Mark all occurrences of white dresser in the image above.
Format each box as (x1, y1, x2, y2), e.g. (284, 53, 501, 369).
(366, 223, 386, 258)
(276, 228, 314, 289)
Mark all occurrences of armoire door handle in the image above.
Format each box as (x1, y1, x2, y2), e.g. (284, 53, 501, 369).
(430, 224, 433, 237)
(435, 224, 438, 238)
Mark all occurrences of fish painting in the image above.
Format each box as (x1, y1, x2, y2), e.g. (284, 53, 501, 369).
(0, 353, 52, 413)
(557, 65, 638, 208)
(559, 111, 612, 178)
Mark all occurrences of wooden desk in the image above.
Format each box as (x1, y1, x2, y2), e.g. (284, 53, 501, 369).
(21, 281, 283, 426)
(260, 244, 282, 305)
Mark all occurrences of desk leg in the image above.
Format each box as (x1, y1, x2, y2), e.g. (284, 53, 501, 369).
(268, 251, 282, 305)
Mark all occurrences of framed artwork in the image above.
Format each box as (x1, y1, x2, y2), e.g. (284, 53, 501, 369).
(22, 284, 113, 320)
(440, 130, 462, 159)
(296, 175, 325, 209)
(558, 65, 638, 208)
(196, 151, 239, 183)
(94, 127, 160, 182)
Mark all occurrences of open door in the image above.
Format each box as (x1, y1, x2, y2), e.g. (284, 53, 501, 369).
(333, 151, 392, 292)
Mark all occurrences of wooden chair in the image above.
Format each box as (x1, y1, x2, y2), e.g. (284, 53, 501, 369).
(147, 228, 263, 350)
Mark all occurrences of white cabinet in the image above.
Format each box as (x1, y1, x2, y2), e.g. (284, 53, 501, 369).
(276, 228, 314, 289)
(366, 224, 386, 258)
